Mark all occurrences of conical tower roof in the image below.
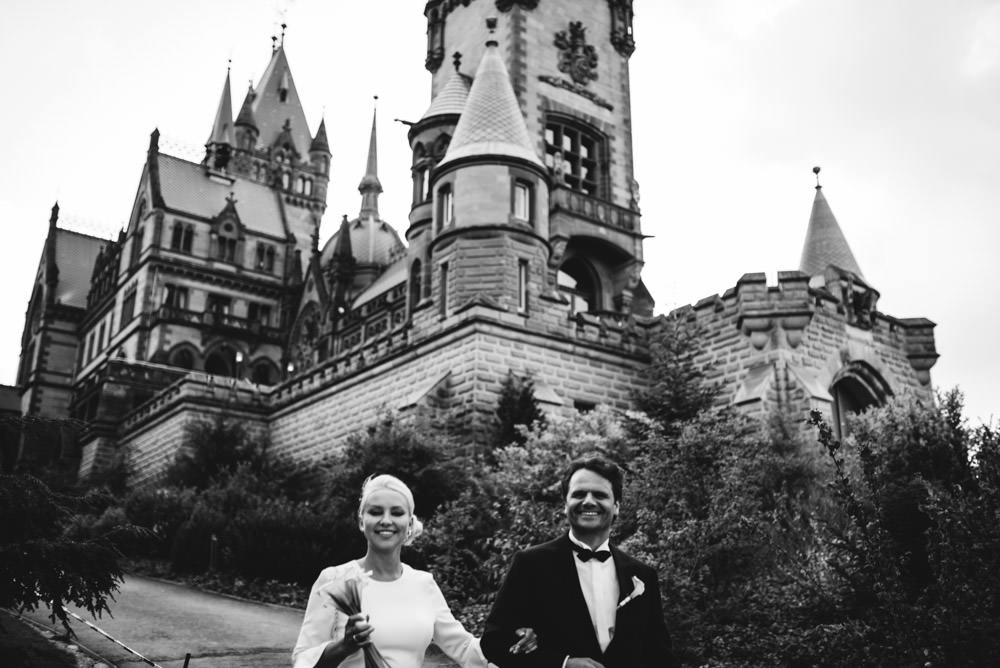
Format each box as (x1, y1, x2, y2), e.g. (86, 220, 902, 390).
(421, 63, 471, 120)
(235, 83, 258, 130)
(799, 185, 865, 280)
(252, 45, 312, 155)
(310, 117, 330, 154)
(438, 40, 542, 168)
(207, 69, 235, 146)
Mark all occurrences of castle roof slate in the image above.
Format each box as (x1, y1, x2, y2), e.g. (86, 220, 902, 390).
(319, 214, 403, 268)
(50, 229, 106, 308)
(799, 187, 865, 280)
(156, 154, 285, 238)
(420, 67, 471, 120)
(252, 46, 312, 156)
(438, 41, 542, 168)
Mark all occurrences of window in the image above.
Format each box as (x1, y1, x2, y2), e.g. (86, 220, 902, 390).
(206, 294, 231, 317)
(281, 171, 291, 190)
(439, 262, 449, 317)
(129, 227, 144, 267)
(409, 260, 422, 315)
(438, 185, 454, 231)
(557, 258, 599, 314)
(248, 302, 272, 327)
(87, 332, 96, 363)
(120, 286, 137, 327)
(544, 119, 605, 197)
(163, 284, 189, 310)
(304, 178, 313, 196)
(170, 222, 194, 253)
(513, 181, 532, 222)
(255, 243, 276, 272)
(518, 259, 529, 312)
(97, 322, 106, 351)
(216, 223, 238, 263)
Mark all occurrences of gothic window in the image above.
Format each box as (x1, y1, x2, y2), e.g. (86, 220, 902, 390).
(216, 223, 238, 263)
(169, 347, 195, 370)
(97, 322, 106, 351)
(545, 118, 607, 198)
(256, 243, 276, 272)
(170, 222, 194, 253)
(557, 258, 600, 314)
(163, 284, 189, 310)
(251, 359, 279, 385)
(831, 363, 892, 439)
(120, 285, 137, 327)
(513, 180, 532, 222)
(204, 347, 236, 377)
(205, 294, 232, 325)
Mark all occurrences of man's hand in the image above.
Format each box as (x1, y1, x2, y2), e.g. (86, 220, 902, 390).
(565, 659, 605, 668)
(509, 627, 538, 654)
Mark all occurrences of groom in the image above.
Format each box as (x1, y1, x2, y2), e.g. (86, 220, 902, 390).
(481, 455, 677, 668)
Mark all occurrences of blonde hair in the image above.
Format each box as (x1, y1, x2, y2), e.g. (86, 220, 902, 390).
(358, 474, 424, 545)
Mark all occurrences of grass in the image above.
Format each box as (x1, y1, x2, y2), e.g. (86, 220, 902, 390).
(0, 616, 77, 668)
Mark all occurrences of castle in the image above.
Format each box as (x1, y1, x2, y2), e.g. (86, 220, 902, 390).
(14, 0, 938, 483)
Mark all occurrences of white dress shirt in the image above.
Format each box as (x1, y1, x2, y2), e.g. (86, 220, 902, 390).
(568, 532, 620, 653)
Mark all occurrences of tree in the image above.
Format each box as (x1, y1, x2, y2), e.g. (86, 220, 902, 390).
(0, 474, 128, 632)
(493, 370, 545, 450)
(165, 416, 277, 490)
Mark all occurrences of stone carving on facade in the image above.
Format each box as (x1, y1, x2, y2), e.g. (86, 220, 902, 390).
(537, 75, 613, 111)
(555, 22, 598, 86)
(608, 0, 636, 57)
(496, 0, 539, 10)
(628, 178, 640, 211)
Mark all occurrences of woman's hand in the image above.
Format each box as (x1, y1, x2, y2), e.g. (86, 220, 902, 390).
(509, 627, 538, 654)
(345, 613, 374, 649)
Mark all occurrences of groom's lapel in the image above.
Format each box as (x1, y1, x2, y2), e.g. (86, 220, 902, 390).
(612, 545, 635, 607)
(555, 535, 602, 654)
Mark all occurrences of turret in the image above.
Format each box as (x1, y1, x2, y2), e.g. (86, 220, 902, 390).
(234, 83, 259, 151)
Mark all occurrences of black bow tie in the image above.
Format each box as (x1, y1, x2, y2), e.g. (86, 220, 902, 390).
(572, 544, 612, 562)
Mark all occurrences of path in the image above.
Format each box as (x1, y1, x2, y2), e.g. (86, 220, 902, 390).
(22, 574, 458, 667)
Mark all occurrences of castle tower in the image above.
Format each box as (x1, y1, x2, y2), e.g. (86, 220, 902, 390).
(205, 68, 236, 172)
(425, 27, 550, 319)
(422, 1, 649, 316)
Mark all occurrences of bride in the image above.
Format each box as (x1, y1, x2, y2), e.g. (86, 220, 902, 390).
(292, 474, 535, 668)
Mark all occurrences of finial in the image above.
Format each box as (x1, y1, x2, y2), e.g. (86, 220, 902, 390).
(281, 22, 287, 46)
(227, 58, 232, 74)
(452, 51, 462, 71)
(271, 34, 277, 52)
(813, 165, 822, 189)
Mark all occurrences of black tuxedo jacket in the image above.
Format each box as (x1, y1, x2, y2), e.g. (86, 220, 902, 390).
(481, 534, 676, 668)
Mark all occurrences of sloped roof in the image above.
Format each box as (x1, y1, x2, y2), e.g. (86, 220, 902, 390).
(438, 41, 542, 168)
(235, 84, 258, 130)
(799, 187, 865, 279)
(319, 214, 404, 267)
(352, 257, 408, 308)
(252, 46, 312, 156)
(421, 67, 472, 120)
(310, 117, 330, 153)
(157, 154, 285, 237)
(53, 229, 106, 308)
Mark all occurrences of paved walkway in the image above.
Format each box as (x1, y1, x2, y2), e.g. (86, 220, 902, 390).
(23, 574, 457, 667)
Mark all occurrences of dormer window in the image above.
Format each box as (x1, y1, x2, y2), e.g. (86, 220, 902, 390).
(216, 222, 238, 263)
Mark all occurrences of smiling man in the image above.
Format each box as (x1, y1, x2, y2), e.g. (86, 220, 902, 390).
(482, 456, 677, 668)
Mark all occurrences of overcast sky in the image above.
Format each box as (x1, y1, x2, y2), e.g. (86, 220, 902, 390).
(2, 0, 997, 426)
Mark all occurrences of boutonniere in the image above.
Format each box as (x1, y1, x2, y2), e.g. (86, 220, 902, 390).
(617, 575, 646, 609)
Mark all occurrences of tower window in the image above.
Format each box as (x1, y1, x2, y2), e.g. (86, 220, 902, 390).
(438, 184, 454, 231)
(256, 243, 276, 272)
(409, 260, 423, 316)
(120, 285, 137, 328)
(544, 118, 606, 198)
(170, 222, 194, 253)
(439, 262, 449, 317)
(130, 227, 144, 267)
(518, 259, 529, 312)
(216, 224, 239, 263)
(513, 181, 532, 222)
(163, 284, 189, 310)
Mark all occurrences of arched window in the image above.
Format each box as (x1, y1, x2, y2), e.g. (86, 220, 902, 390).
(304, 178, 313, 196)
(558, 258, 600, 314)
(281, 171, 291, 191)
(251, 359, 279, 385)
(831, 362, 892, 439)
(204, 347, 236, 377)
(544, 117, 607, 198)
(169, 347, 195, 370)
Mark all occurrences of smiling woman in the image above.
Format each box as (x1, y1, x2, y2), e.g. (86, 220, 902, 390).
(291, 474, 526, 668)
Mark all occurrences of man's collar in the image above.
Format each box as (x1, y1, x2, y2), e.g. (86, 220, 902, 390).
(568, 531, 611, 553)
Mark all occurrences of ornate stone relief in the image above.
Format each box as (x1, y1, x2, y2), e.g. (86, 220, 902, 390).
(608, 0, 636, 57)
(555, 21, 598, 85)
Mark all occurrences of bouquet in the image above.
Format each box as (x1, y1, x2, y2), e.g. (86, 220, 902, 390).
(326, 572, 391, 668)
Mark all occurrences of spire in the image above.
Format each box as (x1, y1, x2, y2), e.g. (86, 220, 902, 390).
(207, 65, 236, 146)
(236, 82, 258, 130)
(438, 28, 542, 169)
(358, 100, 383, 218)
(799, 168, 865, 280)
(310, 116, 330, 154)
